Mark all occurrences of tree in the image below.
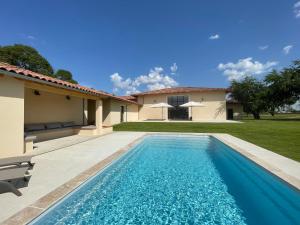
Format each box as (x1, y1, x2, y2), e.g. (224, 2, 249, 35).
(282, 60, 300, 99)
(264, 60, 300, 114)
(0, 44, 54, 76)
(55, 69, 78, 84)
(264, 70, 286, 116)
(230, 77, 267, 119)
(0, 44, 78, 83)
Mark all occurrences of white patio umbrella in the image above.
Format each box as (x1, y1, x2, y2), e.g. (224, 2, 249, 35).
(150, 102, 173, 120)
(180, 101, 205, 120)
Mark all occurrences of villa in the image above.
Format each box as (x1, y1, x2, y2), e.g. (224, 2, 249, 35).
(0, 62, 242, 158)
(0, 62, 299, 225)
(1, 0, 300, 222)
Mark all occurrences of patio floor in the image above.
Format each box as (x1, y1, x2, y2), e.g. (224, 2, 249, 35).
(0, 132, 146, 223)
(33, 135, 101, 155)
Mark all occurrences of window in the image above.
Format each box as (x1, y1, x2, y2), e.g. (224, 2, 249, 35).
(167, 96, 188, 107)
(167, 96, 189, 120)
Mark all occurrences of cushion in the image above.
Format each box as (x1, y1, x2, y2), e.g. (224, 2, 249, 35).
(45, 123, 62, 129)
(62, 121, 75, 127)
(25, 124, 45, 132)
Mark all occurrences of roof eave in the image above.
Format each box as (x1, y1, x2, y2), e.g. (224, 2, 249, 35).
(133, 89, 229, 96)
(0, 69, 110, 98)
(1, 68, 140, 105)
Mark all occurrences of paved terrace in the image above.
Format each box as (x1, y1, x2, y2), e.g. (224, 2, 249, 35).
(0, 132, 146, 223)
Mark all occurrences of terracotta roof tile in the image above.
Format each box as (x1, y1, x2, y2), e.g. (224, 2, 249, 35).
(0, 62, 138, 105)
(118, 96, 138, 101)
(132, 87, 229, 96)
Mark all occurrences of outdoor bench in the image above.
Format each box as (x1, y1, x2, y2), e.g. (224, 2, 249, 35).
(24, 122, 82, 142)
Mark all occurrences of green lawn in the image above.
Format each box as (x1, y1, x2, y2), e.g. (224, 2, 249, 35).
(114, 114, 300, 162)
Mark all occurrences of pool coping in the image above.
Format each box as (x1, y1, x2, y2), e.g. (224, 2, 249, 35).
(1, 132, 299, 225)
(212, 134, 300, 191)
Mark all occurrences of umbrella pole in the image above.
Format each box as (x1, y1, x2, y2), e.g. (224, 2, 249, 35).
(191, 106, 193, 121)
(162, 107, 163, 120)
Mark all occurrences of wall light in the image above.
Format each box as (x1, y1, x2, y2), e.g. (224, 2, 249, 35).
(34, 90, 40, 96)
(66, 95, 71, 100)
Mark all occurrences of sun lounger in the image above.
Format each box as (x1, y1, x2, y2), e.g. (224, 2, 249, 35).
(0, 155, 34, 196)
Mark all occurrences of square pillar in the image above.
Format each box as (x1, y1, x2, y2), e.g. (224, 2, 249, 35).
(95, 99, 103, 134)
(0, 76, 25, 157)
(24, 136, 36, 154)
(83, 98, 88, 125)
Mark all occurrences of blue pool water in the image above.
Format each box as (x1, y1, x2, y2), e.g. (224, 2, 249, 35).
(31, 135, 300, 225)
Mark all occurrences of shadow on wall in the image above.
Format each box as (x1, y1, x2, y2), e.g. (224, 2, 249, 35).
(214, 101, 226, 119)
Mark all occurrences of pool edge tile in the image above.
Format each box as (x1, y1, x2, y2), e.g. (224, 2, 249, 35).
(0, 207, 43, 225)
(212, 134, 300, 191)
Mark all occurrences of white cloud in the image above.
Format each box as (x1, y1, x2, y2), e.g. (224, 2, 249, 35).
(259, 45, 269, 50)
(110, 66, 178, 95)
(283, 45, 293, 55)
(170, 63, 178, 74)
(110, 73, 139, 95)
(294, 1, 300, 18)
(209, 34, 220, 40)
(27, 35, 36, 40)
(218, 57, 278, 81)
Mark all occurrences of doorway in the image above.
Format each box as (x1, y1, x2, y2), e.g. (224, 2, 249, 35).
(227, 108, 233, 120)
(120, 106, 125, 122)
(167, 96, 189, 120)
(87, 99, 96, 125)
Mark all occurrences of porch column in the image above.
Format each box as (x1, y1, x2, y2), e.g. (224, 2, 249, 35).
(0, 76, 25, 157)
(95, 99, 103, 134)
(83, 98, 88, 125)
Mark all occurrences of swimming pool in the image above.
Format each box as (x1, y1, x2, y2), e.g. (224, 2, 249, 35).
(30, 135, 300, 225)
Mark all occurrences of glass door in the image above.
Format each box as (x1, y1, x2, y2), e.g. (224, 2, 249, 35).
(167, 96, 189, 120)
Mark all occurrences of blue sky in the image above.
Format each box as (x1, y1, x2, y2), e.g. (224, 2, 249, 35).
(1, 0, 299, 95)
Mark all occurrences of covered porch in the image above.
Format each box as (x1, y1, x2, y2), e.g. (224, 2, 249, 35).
(0, 73, 109, 158)
(23, 82, 110, 154)
(0, 63, 137, 158)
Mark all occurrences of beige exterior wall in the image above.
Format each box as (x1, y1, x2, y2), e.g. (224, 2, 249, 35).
(137, 94, 169, 120)
(227, 103, 244, 120)
(0, 76, 24, 157)
(127, 104, 139, 122)
(24, 88, 84, 125)
(227, 103, 243, 114)
(102, 99, 139, 126)
(137, 91, 227, 121)
(189, 92, 226, 120)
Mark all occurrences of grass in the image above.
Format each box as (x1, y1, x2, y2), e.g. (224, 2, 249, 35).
(114, 113, 300, 162)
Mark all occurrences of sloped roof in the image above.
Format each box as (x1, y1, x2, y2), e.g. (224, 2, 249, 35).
(0, 62, 138, 105)
(132, 87, 229, 96)
(118, 96, 138, 101)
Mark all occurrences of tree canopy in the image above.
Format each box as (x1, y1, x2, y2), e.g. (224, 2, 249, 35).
(55, 69, 78, 84)
(231, 77, 267, 119)
(0, 44, 77, 83)
(230, 60, 300, 119)
(0, 44, 54, 76)
(264, 60, 300, 114)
